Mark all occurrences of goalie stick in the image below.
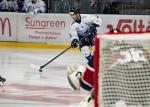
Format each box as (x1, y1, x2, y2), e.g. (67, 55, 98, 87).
(30, 46, 72, 72)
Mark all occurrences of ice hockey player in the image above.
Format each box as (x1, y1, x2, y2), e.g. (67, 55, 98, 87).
(0, 75, 6, 86)
(67, 7, 102, 107)
(68, 7, 102, 62)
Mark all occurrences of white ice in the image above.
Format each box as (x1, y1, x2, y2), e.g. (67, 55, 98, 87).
(0, 47, 88, 107)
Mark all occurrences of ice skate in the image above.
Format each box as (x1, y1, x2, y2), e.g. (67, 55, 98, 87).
(78, 91, 94, 107)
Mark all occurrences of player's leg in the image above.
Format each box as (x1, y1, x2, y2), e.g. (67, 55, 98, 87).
(79, 57, 94, 91)
(67, 56, 94, 91)
(67, 63, 94, 107)
(67, 58, 94, 107)
(80, 46, 93, 62)
(67, 49, 94, 106)
(78, 89, 94, 107)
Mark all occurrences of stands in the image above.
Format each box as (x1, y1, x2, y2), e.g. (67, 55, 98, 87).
(0, 0, 150, 14)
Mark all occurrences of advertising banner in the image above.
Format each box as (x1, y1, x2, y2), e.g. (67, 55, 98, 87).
(0, 13, 149, 44)
(0, 13, 17, 41)
(100, 15, 150, 33)
(18, 13, 72, 44)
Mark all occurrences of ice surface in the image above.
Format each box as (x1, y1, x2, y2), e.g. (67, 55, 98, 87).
(0, 47, 88, 107)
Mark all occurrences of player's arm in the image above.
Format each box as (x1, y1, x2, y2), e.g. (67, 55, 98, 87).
(92, 15, 102, 27)
(85, 15, 102, 27)
(84, 15, 102, 39)
(69, 24, 79, 48)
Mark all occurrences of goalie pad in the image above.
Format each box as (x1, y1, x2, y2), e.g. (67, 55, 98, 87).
(67, 64, 86, 90)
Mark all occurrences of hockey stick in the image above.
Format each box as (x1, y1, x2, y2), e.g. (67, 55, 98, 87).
(30, 46, 72, 72)
(30, 31, 93, 72)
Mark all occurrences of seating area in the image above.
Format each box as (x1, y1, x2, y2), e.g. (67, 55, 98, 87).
(0, 0, 150, 14)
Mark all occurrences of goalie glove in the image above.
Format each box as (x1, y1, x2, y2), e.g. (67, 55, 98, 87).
(71, 39, 79, 48)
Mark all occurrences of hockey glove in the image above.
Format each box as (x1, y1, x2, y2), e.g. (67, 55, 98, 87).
(71, 39, 79, 48)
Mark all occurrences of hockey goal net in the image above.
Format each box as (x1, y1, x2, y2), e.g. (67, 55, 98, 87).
(94, 33, 150, 107)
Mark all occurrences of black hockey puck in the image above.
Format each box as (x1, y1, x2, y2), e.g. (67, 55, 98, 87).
(39, 69, 43, 72)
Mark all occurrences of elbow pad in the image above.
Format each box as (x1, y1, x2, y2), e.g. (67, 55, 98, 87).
(92, 16, 102, 27)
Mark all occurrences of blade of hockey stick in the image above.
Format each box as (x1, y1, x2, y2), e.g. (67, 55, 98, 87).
(30, 46, 72, 72)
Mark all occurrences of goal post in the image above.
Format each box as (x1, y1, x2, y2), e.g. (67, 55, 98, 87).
(94, 33, 150, 107)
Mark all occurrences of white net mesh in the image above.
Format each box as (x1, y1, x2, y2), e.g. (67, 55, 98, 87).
(97, 33, 150, 107)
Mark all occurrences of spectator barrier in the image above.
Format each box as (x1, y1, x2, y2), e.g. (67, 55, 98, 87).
(0, 12, 149, 45)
